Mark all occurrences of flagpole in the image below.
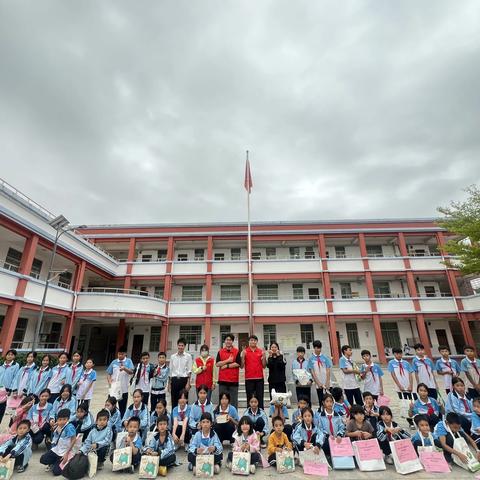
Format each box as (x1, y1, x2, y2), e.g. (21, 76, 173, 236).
(246, 150, 254, 336)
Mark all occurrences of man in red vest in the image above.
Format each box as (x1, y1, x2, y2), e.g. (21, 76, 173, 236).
(192, 344, 216, 401)
(216, 334, 241, 408)
(241, 335, 267, 408)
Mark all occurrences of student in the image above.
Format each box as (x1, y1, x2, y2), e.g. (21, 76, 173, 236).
(0, 419, 32, 473)
(307, 340, 332, 407)
(243, 395, 269, 448)
(105, 396, 122, 438)
(461, 345, 480, 400)
(0, 349, 20, 423)
(292, 407, 325, 456)
(150, 352, 169, 411)
(75, 358, 96, 408)
(435, 345, 460, 394)
(269, 399, 292, 439)
(40, 408, 77, 476)
(132, 351, 154, 406)
(267, 416, 293, 467)
(171, 389, 191, 447)
(27, 388, 53, 446)
(411, 414, 435, 453)
(266, 342, 287, 398)
(80, 409, 113, 470)
(316, 393, 345, 451)
(409, 382, 442, 429)
(339, 345, 363, 406)
(12, 351, 37, 398)
(144, 414, 176, 477)
(149, 399, 171, 432)
(169, 338, 193, 409)
(28, 354, 52, 400)
(48, 384, 76, 424)
(434, 412, 480, 465)
(187, 412, 223, 475)
(346, 404, 374, 443)
(69, 351, 84, 393)
(47, 352, 71, 403)
(71, 402, 94, 440)
(8, 395, 35, 436)
(112, 416, 142, 473)
(471, 397, 480, 446)
(292, 396, 309, 429)
(227, 416, 261, 474)
(193, 345, 217, 402)
(292, 346, 313, 405)
(331, 386, 351, 418)
(412, 343, 439, 400)
(122, 388, 149, 439)
(362, 391, 380, 432)
(376, 406, 410, 465)
(360, 349, 384, 399)
(445, 376, 472, 434)
(213, 392, 239, 444)
(216, 334, 241, 409)
(188, 384, 215, 435)
(106, 345, 134, 416)
(241, 335, 267, 409)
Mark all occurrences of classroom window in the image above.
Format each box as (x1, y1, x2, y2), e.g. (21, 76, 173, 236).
(266, 247, 276, 259)
(289, 247, 300, 259)
(381, 322, 402, 349)
(141, 254, 152, 263)
(300, 324, 314, 348)
(157, 249, 168, 261)
(263, 325, 277, 349)
(230, 248, 241, 260)
(346, 323, 360, 349)
(220, 325, 231, 344)
(366, 245, 383, 257)
(292, 284, 304, 300)
(4, 247, 22, 272)
(177, 253, 188, 261)
(304, 246, 316, 259)
(154, 286, 164, 298)
(257, 284, 278, 300)
(181, 285, 203, 301)
(251, 252, 261, 260)
(194, 249, 205, 261)
(220, 284, 242, 301)
(214, 253, 225, 261)
(335, 246, 346, 258)
(179, 325, 202, 346)
(58, 271, 73, 289)
(149, 326, 162, 351)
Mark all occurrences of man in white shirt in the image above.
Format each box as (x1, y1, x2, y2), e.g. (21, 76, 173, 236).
(169, 337, 193, 408)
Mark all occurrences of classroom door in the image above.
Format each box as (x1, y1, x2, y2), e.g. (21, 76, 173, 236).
(131, 335, 144, 364)
(238, 333, 249, 350)
(435, 329, 450, 351)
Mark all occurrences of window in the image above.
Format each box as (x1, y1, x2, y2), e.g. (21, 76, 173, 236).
(194, 249, 205, 261)
(257, 284, 278, 300)
(266, 247, 276, 259)
(335, 246, 346, 258)
(366, 245, 383, 257)
(139, 287, 148, 296)
(58, 271, 72, 289)
(4, 247, 22, 272)
(304, 246, 316, 259)
(308, 288, 320, 299)
(251, 252, 261, 260)
(330, 287, 335, 299)
(220, 325, 231, 344)
(154, 286, 164, 298)
(424, 286, 436, 297)
(179, 325, 202, 346)
(300, 324, 314, 348)
(47, 322, 62, 343)
(11, 318, 28, 348)
(157, 249, 167, 261)
(292, 284, 304, 300)
(374, 281, 391, 298)
(181, 285, 203, 301)
(177, 253, 188, 261)
(141, 254, 152, 263)
(346, 323, 360, 349)
(230, 248, 241, 260)
(220, 284, 241, 301)
(289, 247, 300, 259)
(29, 258, 43, 279)
(149, 326, 162, 351)
(381, 322, 402, 349)
(340, 282, 352, 299)
(263, 325, 277, 349)
(214, 253, 225, 261)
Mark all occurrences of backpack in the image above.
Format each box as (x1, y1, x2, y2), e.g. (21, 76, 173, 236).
(62, 453, 89, 480)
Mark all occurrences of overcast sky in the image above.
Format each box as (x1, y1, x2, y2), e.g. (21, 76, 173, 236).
(1, 1, 479, 226)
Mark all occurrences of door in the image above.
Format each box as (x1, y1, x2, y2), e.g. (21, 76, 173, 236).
(435, 329, 450, 350)
(449, 321, 466, 354)
(131, 335, 144, 364)
(238, 333, 249, 350)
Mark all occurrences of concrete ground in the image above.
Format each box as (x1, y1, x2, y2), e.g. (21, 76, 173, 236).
(0, 367, 475, 479)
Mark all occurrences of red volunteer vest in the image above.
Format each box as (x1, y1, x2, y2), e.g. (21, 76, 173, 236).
(217, 347, 240, 384)
(195, 356, 215, 389)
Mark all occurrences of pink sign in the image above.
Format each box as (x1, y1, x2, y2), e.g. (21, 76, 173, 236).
(376, 394, 391, 407)
(355, 439, 383, 461)
(303, 461, 328, 476)
(329, 437, 354, 457)
(419, 452, 450, 473)
(393, 439, 418, 463)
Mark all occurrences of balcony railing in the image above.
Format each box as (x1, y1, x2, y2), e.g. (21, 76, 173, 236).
(3, 261, 20, 272)
(374, 293, 408, 298)
(82, 286, 164, 300)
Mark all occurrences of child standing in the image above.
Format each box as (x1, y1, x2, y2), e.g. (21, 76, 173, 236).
(461, 345, 480, 400)
(376, 406, 410, 465)
(267, 416, 293, 467)
(47, 352, 71, 404)
(435, 345, 460, 395)
(360, 350, 384, 400)
(0, 419, 32, 473)
(12, 351, 37, 398)
(28, 354, 52, 400)
(412, 343, 439, 400)
(75, 358, 96, 408)
(132, 352, 154, 406)
(0, 349, 20, 424)
(307, 340, 332, 407)
(226, 416, 261, 474)
(292, 346, 313, 405)
(80, 409, 112, 470)
(150, 352, 169, 412)
(144, 414, 176, 477)
(411, 415, 435, 453)
(69, 352, 83, 393)
(339, 345, 362, 406)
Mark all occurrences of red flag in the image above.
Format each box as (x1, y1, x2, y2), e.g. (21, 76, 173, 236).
(244, 157, 253, 193)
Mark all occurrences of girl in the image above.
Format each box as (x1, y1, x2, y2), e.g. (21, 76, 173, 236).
(69, 351, 84, 393)
(188, 384, 214, 436)
(150, 398, 171, 431)
(292, 407, 325, 457)
(346, 405, 374, 441)
(376, 406, 410, 465)
(267, 342, 287, 399)
(267, 416, 293, 467)
(316, 393, 345, 456)
(409, 382, 442, 430)
(47, 352, 71, 403)
(292, 396, 309, 429)
(445, 376, 472, 434)
(362, 391, 379, 432)
(150, 352, 169, 412)
(243, 394, 269, 448)
(71, 402, 94, 440)
(28, 354, 52, 400)
(411, 415, 435, 453)
(27, 388, 52, 446)
(12, 351, 37, 398)
(144, 414, 176, 477)
(171, 389, 191, 447)
(75, 358, 96, 408)
(0, 349, 20, 424)
(122, 388, 149, 439)
(331, 386, 351, 419)
(227, 416, 261, 474)
(105, 395, 122, 438)
(48, 384, 76, 425)
(213, 392, 239, 444)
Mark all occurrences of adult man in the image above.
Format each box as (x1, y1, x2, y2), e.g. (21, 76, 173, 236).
(241, 335, 266, 408)
(216, 334, 241, 407)
(106, 345, 134, 416)
(168, 337, 193, 408)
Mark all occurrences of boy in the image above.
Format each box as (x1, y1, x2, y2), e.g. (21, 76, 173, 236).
(362, 391, 380, 431)
(435, 345, 461, 394)
(106, 345, 134, 416)
(339, 345, 363, 406)
(412, 343, 438, 399)
(470, 397, 480, 446)
(80, 409, 113, 470)
(360, 349, 384, 399)
(307, 340, 332, 406)
(0, 349, 20, 424)
(411, 414, 434, 453)
(144, 414, 176, 477)
(292, 346, 312, 405)
(132, 352, 154, 406)
(461, 345, 480, 400)
(150, 352, 169, 411)
(112, 416, 143, 472)
(0, 419, 32, 473)
(267, 416, 293, 466)
(331, 386, 351, 418)
(40, 408, 77, 475)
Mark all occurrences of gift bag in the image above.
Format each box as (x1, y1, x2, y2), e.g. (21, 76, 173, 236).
(276, 449, 295, 474)
(353, 438, 386, 471)
(0, 459, 14, 480)
(145, 430, 156, 448)
(195, 454, 214, 477)
(293, 369, 312, 386)
(109, 380, 122, 399)
(452, 436, 480, 472)
(329, 437, 355, 469)
(87, 451, 98, 478)
(299, 449, 329, 470)
(376, 394, 390, 407)
(419, 451, 450, 473)
(139, 455, 159, 479)
(390, 439, 422, 475)
(231, 451, 250, 476)
(112, 446, 132, 471)
(399, 398, 411, 419)
(115, 431, 128, 449)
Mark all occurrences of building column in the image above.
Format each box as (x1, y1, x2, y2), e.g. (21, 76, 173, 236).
(204, 318, 211, 347)
(328, 315, 339, 363)
(123, 238, 136, 291)
(372, 314, 386, 363)
(416, 313, 432, 357)
(63, 315, 75, 353)
(459, 314, 475, 348)
(159, 322, 169, 352)
(116, 318, 126, 352)
(161, 237, 175, 352)
(204, 236, 213, 346)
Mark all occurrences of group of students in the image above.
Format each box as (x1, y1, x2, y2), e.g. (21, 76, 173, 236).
(2, 337, 480, 476)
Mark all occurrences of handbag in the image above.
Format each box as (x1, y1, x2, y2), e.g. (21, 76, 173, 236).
(115, 431, 128, 449)
(329, 437, 355, 469)
(112, 446, 132, 471)
(0, 459, 14, 480)
(276, 449, 295, 473)
(231, 451, 250, 476)
(139, 455, 159, 479)
(109, 380, 122, 399)
(195, 454, 214, 477)
(353, 438, 386, 471)
(87, 451, 97, 478)
(389, 438, 422, 475)
(399, 398, 411, 419)
(452, 436, 480, 472)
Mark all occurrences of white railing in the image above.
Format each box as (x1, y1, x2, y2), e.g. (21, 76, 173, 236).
(82, 286, 164, 299)
(2, 261, 19, 272)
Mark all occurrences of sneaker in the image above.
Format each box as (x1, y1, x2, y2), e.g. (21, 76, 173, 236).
(17, 465, 27, 473)
(249, 464, 256, 474)
(214, 464, 220, 474)
(44, 465, 51, 472)
(225, 460, 232, 469)
(158, 466, 167, 477)
(192, 467, 196, 475)
(188, 462, 194, 472)
(97, 462, 104, 471)
(260, 441, 267, 448)
(384, 454, 394, 465)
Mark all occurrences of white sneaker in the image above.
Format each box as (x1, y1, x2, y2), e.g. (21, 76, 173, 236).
(214, 464, 220, 474)
(249, 464, 256, 474)
(385, 454, 394, 465)
(44, 466, 51, 472)
(225, 460, 232, 469)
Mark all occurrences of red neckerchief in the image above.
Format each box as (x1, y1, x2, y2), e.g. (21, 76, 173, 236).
(327, 415, 334, 435)
(398, 360, 405, 377)
(418, 358, 432, 379)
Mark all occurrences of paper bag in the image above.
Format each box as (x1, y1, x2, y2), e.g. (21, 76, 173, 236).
(390, 439, 422, 475)
(112, 446, 132, 471)
(6, 396, 22, 410)
(139, 455, 159, 479)
(453, 436, 480, 472)
(0, 459, 14, 480)
(109, 380, 122, 399)
(145, 431, 156, 448)
(231, 451, 250, 475)
(276, 449, 295, 473)
(399, 399, 411, 419)
(353, 438, 386, 471)
(115, 431, 128, 449)
(88, 451, 98, 478)
(195, 454, 214, 477)
(419, 451, 450, 473)
(329, 437, 355, 469)
(293, 369, 312, 386)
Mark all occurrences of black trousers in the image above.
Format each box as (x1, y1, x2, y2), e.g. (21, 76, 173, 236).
(150, 392, 166, 411)
(2, 445, 25, 468)
(170, 377, 188, 409)
(159, 454, 176, 467)
(245, 379, 264, 409)
(296, 385, 312, 405)
(218, 384, 239, 409)
(0, 401, 6, 424)
(96, 445, 109, 463)
(252, 418, 266, 440)
(427, 388, 438, 400)
(268, 382, 286, 400)
(227, 451, 261, 465)
(214, 421, 236, 443)
(187, 452, 222, 466)
(40, 449, 63, 476)
(344, 388, 363, 406)
(118, 392, 128, 417)
(316, 388, 327, 407)
(31, 422, 51, 445)
(174, 424, 191, 444)
(468, 388, 480, 400)
(48, 393, 60, 404)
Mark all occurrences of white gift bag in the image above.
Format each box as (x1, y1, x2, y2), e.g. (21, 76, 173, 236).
(231, 451, 250, 476)
(276, 449, 295, 473)
(87, 451, 98, 478)
(390, 439, 423, 475)
(352, 438, 386, 471)
(112, 446, 132, 471)
(195, 454, 214, 477)
(139, 455, 159, 479)
(0, 459, 14, 480)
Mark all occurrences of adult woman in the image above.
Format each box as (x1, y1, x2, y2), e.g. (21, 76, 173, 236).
(192, 344, 216, 401)
(267, 342, 287, 399)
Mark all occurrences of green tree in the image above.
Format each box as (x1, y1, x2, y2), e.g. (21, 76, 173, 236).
(437, 185, 480, 275)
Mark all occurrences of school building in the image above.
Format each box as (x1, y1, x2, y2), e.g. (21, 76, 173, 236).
(1, 178, 480, 365)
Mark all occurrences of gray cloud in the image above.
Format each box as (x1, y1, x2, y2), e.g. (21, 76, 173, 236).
(0, 0, 479, 225)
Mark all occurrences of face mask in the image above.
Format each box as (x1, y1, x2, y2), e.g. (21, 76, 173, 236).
(201, 351, 209, 358)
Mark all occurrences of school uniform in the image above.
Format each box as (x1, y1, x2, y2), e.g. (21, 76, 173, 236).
(316, 410, 345, 455)
(268, 404, 292, 438)
(106, 357, 134, 416)
(47, 365, 71, 403)
(339, 355, 363, 406)
(307, 353, 333, 406)
(292, 421, 324, 453)
(12, 363, 37, 396)
(171, 404, 191, 443)
(445, 391, 472, 433)
(411, 397, 441, 429)
(0, 434, 32, 469)
(40, 422, 77, 475)
(0, 361, 20, 423)
(149, 410, 172, 431)
(187, 430, 223, 467)
(411, 431, 435, 454)
(132, 362, 155, 405)
(68, 363, 84, 393)
(461, 357, 480, 399)
(412, 356, 437, 399)
(112, 433, 142, 468)
(227, 432, 261, 466)
(28, 366, 52, 398)
(434, 420, 471, 463)
(360, 362, 384, 398)
(122, 403, 149, 439)
(48, 396, 76, 421)
(387, 358, 415, 399)
(71, 411, 95, 440)
(108, 408, 122, 436)
(213, 404, 239, 443)
(376, 420, 410, 456)
(292, 407, 304, 430)
(80, 425, 113, 463)
(243, 407, 269, 439)
(144, 431, 176, 467)
(363, 405, 379, 432)
(470, 411, 480, 445)
(435, 357, 460, 394)
(150, 364, 169, 411)
(27, 402, 53, 445)
(188, 400, 214, 433)
(333, 400, 351, 417)
(292, 357, 312, 404)
(75, 369, 96, 408)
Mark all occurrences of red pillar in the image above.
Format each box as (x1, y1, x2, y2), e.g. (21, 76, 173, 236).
(160, 237, 175, 352)
(123, 238, 136, 291)
(416, 313, 432, 357)
(159, 322, 169, 352)
(372, 314, 386, 363)
(116, 319, 126, 352)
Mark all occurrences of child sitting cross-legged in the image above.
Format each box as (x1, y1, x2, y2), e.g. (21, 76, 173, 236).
(71, 402, 94, 440)
(376, 405, 410, 465)
(187, 412, 223, 475)
(292, 407, 325, 458)
(111, 416, 142, 473)
(267, 416, 293, 467)
(345, 405, 374, 442)
(226, 416, 261, 474)
(79, 409, 112, 471)
(172, 389, 191, 447)
(411, 414, 435, 453)
(409, 382, 442, 430)
(143, 414, 176, 477)
(0, 419, 32, 473)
